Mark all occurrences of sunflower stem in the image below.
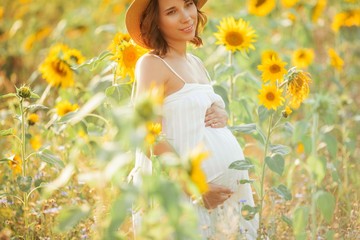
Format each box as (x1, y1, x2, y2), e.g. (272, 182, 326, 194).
(228, 51, 234, 126)
(19, 98, 29, 240)
(258, 113, 273, 235)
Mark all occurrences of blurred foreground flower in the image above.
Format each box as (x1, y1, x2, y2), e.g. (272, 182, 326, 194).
(214, 17, 257, 53)
(145, 122, 162, 145)
(328, 48, 344, 72)
(188, 147, 209, 194)
(258, 84, 285, 110)
(292, 48, 314, 68)
(39, 43, 85, 88)
(258, 56, 287, 83)
(55, 100, 79, 117)
(109, 32, 147, 82)
(248, 0, 276, 17)
(332, 9, 360, 32)
(30, 135, 42, 151)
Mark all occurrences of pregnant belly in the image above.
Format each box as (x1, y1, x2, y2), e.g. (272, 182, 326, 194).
(201, 128, 246, 185)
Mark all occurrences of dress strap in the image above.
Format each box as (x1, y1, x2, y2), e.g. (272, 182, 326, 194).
(149, 54, 187, 84)
(188, 54, 212, 82)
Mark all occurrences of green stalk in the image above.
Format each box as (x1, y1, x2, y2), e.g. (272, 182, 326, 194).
(19, 98, 29, 239)
(258, 113, 273, 233)
(310, 113, 319, 240)
(228, 51, 234, 126)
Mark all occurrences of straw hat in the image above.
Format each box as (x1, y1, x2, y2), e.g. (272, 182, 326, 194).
(125, 0, 208, 49)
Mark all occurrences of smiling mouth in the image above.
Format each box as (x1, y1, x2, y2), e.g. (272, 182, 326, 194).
(181, 25, 194, 32)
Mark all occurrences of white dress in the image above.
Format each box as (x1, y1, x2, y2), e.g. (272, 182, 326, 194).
(133, 54, 258, 239)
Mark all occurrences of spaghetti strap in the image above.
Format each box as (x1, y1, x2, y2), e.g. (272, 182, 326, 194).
(149, 54, 187, 84)
(188, 54, 212, 82)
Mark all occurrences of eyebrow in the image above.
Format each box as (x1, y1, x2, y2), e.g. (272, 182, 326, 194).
(163, 0, 193, 13)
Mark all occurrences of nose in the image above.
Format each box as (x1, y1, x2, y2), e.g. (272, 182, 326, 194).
(180, 9, 191, 23)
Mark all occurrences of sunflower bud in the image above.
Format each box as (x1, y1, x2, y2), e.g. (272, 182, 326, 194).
(18, 86, 31, 98)
(282, 106, 292, 118)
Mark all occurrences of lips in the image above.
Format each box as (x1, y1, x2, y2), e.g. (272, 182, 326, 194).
(180, 24, 194, 33)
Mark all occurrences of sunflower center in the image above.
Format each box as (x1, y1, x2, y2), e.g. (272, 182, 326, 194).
(256, 0, 266, 7)
(266, 92, 275, 101)
(52, 60, 68, 77)
(298, 52, 305, 59)
(123, 47, 137, 67)
(269, 64, 281, 73)
(225, 32, 244, 46)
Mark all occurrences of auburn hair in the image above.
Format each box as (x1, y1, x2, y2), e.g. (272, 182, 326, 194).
(140, 0, 207, 56)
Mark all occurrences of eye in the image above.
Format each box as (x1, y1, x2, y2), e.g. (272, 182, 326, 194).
(166, 9, 176, 15)
(185, 1, 194, 7)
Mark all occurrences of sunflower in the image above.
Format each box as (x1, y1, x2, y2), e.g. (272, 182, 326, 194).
(328, 48, 344, 72)
(64, 49, 85, 65)
(8, 154, 22, 175)
(258, 56, 287, 83)
(248, 0, 276, 17)
(55, 100, 79, 117)
(214, 17, 257, 53)
(111, 41, 147, 81)
(261, 50, 279, 63)
(258, 84, 285, 110)
(332, 9, 360, 32)
(109, 32, 131, 55)
(312, 0, 327, 23)
(282, 106, 293, 118)
(39, 56, 75, 88)
(145, 122, 162, 145)
(189, 148, 209, 194)
(281, 0, 299, 8)
(28, 113, 39, 125)
(292, 48, 314, 68)
(30, 135, 42, 151)
(286, 70, 312, 109)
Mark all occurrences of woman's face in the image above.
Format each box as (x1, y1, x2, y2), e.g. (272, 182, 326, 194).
(157, 0, 198, 46)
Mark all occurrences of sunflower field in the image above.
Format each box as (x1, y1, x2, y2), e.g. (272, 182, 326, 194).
(0, 0, 359, 239)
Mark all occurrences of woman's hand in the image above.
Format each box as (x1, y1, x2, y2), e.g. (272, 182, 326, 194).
(202, 183, 233, 209)
(205, 103, 228, 128)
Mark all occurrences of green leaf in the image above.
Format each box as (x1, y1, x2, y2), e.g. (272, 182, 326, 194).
(38, 149, 65, 168)
(292, 121, 308, 144)
(0, 158, 12, 163)
(229, 160, 254, 170)
(0, 128, 14, 136)
(55, 205, 90, 232)
(241, 204, 258, 220)
(0, 93, 17, 99)
(323, 134, 337, 158)
(25, 104, 48, 112)
(293, 206, 309, 240)
(231, 123, 257, 134)
(17, 176, 32, 192)
(281, 214, 293, 227)
(325, 230, 335, 240)
(213, 85, 229, 111)
(71, 50, 112, 71)
(86, 122, 105, 137)
(270, 144, 291, 155)
(315, 190, 335, 224)
(273, 184, 292, 201)
(306, 155, 326, 185)
(265, 154, 284, 176)
(239, 179, 254, 184)
(30, 92, 40, 99)
(257, 105, 270, 123)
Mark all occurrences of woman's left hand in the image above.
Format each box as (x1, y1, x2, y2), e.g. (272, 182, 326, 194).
(205, 103, 228, 128)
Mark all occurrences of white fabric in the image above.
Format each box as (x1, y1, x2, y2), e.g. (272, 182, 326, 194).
(132, 54, 258, 239)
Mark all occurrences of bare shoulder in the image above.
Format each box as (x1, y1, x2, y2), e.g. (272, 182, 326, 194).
(135, 53, 169, 89)
(135, 53, 168, 86)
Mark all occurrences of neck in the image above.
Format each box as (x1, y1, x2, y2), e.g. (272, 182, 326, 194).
(167, 42, 187, 58)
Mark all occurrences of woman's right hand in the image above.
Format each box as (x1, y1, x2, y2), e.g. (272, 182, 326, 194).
(202, 183, 233, 209)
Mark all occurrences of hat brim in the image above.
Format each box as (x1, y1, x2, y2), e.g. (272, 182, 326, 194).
(125, 0, 207, 49)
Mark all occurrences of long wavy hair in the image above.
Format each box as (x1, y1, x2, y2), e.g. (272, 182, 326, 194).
(140, 0, 207, 56)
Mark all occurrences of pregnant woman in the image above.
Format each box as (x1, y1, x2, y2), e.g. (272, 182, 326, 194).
(126, 0, 259, 238)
